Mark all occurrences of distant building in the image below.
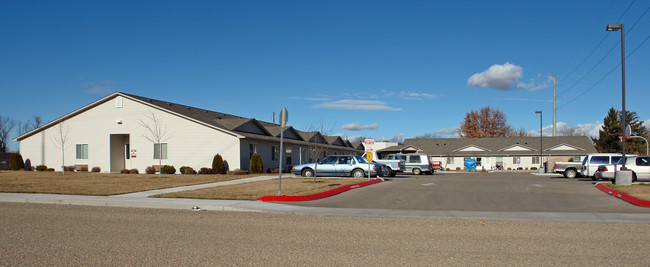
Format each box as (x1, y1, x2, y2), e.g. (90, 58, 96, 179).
(14, 92, 359, 173)
(399, 137, 597, 171)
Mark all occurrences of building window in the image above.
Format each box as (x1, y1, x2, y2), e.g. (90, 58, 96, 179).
(249, 144, 257, 159)
(76, 144, 88, 159)
(272, 146, 279, 161)
(154, 143, 167, 159)
(447, 157, 454, 164)
(532, 156, 540, 164)
(513, 157, 521, 164)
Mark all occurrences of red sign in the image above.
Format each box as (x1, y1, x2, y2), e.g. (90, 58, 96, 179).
(364, 139, 374, 152)
(130, 149, 137, 158)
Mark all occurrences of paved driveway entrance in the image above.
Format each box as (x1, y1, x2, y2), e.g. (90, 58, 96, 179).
(291, 172, 650, 213)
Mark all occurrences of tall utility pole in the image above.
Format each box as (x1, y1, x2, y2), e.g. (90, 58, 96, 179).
(553, 75, 557, 137)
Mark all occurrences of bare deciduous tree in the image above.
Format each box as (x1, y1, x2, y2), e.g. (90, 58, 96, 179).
(306, 119, 335, 181)
(458, 106, 514, 138)
(0, 116, 16, 152)
(139, 112, 172, 177)
(51, 122, 71, 174)
(18, 115, 43, 135)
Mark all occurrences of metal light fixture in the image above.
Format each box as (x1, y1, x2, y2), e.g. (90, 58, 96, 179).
(606, 23, 627, 170)
(535, 111, 543, 171)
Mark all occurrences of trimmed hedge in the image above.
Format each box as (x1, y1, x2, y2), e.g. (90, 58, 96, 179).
(10, 153, 24, 171)
(212, 154, 224, 174)
(161, 165, 176, 174)
(249, 153, 263, 174)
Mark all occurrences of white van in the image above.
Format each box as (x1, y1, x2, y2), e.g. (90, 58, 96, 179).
(582, 153, 623, 177)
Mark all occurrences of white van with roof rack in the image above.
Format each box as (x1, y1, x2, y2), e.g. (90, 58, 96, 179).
(582, 153, 623, 178)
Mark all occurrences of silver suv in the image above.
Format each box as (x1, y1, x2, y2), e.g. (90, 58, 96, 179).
(395, 153, 434, 175)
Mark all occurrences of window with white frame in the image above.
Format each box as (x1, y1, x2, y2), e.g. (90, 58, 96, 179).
(153, 143, 167, 159)
(513, 157, 521, 164)
(532, 156, 540, 164)
(447, 157, 454, 164)
(76, 144, 88, 159)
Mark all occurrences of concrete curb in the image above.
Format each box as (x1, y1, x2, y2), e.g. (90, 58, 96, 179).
(256, 178, 383, 202)
(595, 183, 650, 208)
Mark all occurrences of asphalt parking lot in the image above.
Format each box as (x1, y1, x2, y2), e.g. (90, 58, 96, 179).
(291, 171, 650, 213)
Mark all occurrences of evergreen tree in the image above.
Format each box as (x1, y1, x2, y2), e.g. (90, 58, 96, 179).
(249, 153, 263, 174)
(212, 154, 224, 174)
(592, 108, 648, 154)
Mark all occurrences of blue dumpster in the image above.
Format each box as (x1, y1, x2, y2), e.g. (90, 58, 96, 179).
(464, 158, 476, 170)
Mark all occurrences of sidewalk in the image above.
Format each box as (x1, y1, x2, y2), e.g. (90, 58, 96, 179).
(2, 175, 650, 224)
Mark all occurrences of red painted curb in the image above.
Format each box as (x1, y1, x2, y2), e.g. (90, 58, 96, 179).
(256, 178, 383, 202)
(595, 183, 650, 208)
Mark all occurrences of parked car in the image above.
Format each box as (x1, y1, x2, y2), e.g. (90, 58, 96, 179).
(552, 161, 583, 179)
(362, 152, 406, 177)
(431, 161, 443, 171)
(581, 153, 623, 178)
(595, 156, 650, 182)
(394, 153, 434, 175)
(291, 155, 389, 178)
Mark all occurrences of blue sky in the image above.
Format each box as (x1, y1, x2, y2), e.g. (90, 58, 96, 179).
(2, 0, 649, 151)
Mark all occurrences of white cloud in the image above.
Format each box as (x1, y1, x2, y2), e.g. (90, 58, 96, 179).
(399, 91, 436, 99)
(288, 97, 331, 101)
(314, 99, 401, 111)
(346, 135, 365, 143)
(516, 75, 553, 91)
(340, 122, 379, 131)
(434, 127, 460, 137)
(526, 121, 602, 138)
(467, 62, 523, 90)
(497, 97, 552, 103)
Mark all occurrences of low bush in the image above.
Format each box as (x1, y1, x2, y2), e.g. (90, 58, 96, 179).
(161, 165, 176, 174)
(120, 169, 130, 174)
(146, 166, 156, 174)
(198, 167, 214, 175)
(227, 169, 249, 175)
(46, 168, 55, 171)
(507, 167, 512, 170)
(9, 153, 25, 171)
(264, 168, 272, 174)
(79, 166, 88, 172)
(531, 167, 538, 170)
(91, 166, 101, 173)
(517, 167, 523, 170)
(64, 166, 75, 172)
(182, 167, 195, 174)
(129, 168, 139, 174)
(36, 165, 48, 172)
(273, 168, 281, 174)
(446, 168, 450, 171)
(455, 167, 461, 171)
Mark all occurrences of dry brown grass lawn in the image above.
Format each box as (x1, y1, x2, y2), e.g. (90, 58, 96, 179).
(154, 178, 369, 200)
(606, 183, 650, 201)
(0, 171, 256, 196)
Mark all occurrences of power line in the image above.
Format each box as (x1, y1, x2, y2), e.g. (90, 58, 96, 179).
(557, 4, 650, 97)
(558, 35, 650, 108)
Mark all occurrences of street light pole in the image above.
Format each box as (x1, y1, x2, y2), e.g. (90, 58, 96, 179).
(607, 23, 627, 170)
(535, 111, 543, 172)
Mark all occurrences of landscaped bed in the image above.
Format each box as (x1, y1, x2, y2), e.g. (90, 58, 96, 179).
(153, 178, 369, 200)
(0, 171, 256, 196)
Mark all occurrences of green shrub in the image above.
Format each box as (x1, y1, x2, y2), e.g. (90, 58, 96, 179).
(180, 166, 191, 174)
(36, 165, 48, 171)
(212, 154, 224, 174)
(249, 153, 263, 174)
(161, 165, 176, 174)
(9, 153, 24, 171)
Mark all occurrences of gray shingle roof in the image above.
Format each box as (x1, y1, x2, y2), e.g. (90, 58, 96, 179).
(123, 92, 359, 152)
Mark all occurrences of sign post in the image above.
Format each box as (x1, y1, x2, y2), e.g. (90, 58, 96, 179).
(278, 108, 288, 196)
(364, 139, 374, 180)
